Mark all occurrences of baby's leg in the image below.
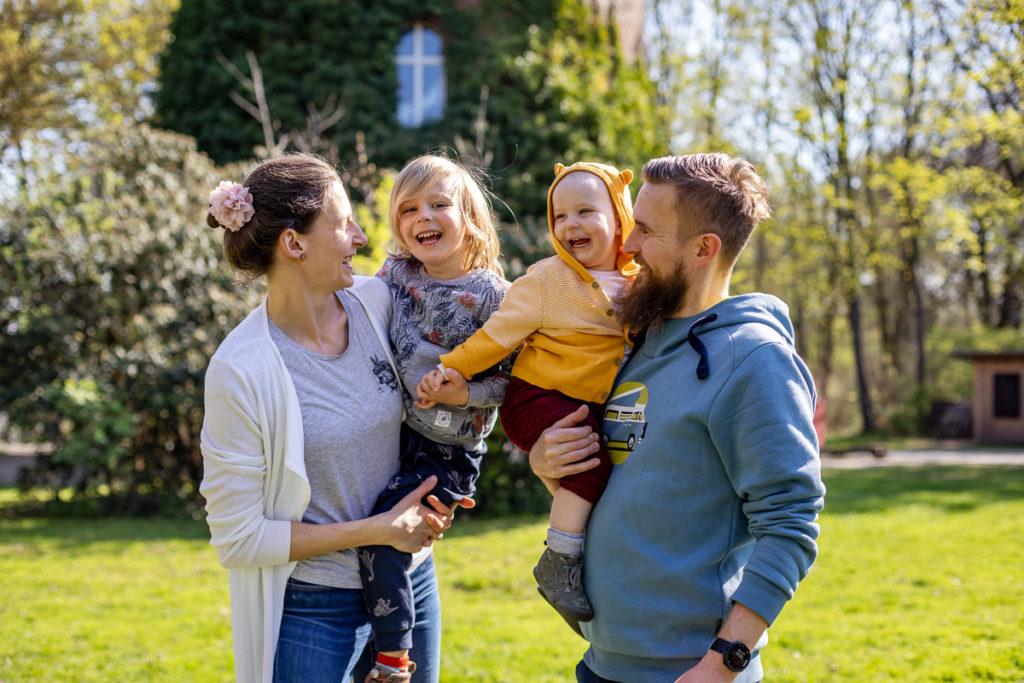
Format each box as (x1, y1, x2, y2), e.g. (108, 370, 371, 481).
(534, 467, 601, 627)
(547, 486, 593, 555)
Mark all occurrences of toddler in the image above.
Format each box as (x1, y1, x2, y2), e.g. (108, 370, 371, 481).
(358, 154, 512, 682)
(418, 161, 637, 633)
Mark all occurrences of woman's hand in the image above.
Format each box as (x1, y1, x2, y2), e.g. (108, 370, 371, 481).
(529, 405, 601, 494)
(380, 476, 474, 552)
(422, 494, 474, 546)
(381, 476, 452, 553)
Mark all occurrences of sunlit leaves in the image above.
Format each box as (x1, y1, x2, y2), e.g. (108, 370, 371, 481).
(0, 124, 257, 502)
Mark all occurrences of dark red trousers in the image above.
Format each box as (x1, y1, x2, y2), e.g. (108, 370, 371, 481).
(498, 377, 612, 504)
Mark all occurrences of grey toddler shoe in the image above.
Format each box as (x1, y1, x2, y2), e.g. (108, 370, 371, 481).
(533, 544, 594, 624)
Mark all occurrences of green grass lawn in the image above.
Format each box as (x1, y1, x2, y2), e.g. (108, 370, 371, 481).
(2, 466, 1023, 681)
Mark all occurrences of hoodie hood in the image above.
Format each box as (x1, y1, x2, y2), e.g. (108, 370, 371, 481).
(546, 161, 640, 281)
(645, 293, 797, 380)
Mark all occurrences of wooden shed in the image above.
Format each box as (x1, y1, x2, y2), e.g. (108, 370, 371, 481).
(955, 351, 1024, 443)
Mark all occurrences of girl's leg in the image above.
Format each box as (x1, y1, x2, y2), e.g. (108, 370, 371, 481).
(408, 557, 442, 683)
(273, 578, 372, 683)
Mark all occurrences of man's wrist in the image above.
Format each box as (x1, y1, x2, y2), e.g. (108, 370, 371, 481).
(691, 649, 739, 682)
(708, 637, 751, 675)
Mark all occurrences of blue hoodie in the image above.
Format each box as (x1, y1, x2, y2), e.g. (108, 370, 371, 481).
(582, 293, 825, 683)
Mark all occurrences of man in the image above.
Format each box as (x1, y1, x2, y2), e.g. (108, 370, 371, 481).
(531, 153, 825, 682)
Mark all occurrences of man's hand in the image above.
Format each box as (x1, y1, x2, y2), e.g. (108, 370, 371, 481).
(528, 405, 601, 494)
(673, 655, 736, 682)
(415, 367, 470, 409)
(675, 602, 766, 682)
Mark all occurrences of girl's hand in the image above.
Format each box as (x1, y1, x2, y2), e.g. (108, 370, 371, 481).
(415, 368, 470, 409)
(528, 405, 601, 487)
(383, 476, 452, 553)
(414, 369, 445, 409)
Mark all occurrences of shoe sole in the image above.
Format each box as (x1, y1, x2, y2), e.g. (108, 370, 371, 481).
(536, 587, 586, 637)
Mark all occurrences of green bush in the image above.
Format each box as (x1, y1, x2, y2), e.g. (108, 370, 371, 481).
(156, 0, 668, 273)
(879, 385, 933, 436)
(0, 124, 259, 508)
(472, 423, 552, 518)
(0, 123, 552, 514)
(27, 379, 136, 488)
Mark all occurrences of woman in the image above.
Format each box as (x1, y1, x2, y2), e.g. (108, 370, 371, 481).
(200, 153, 464, 683)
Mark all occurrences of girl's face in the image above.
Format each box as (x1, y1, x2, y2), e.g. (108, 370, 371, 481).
(304, 181, 367, 290)
(396, 178, 472, 280)
(551, 172, 622, 271)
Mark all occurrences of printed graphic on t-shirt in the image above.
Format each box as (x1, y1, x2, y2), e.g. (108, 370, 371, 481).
(370, 356, 399, 392)
(602, 382, 648, 464)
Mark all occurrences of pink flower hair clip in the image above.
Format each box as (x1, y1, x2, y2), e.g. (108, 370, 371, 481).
(208, 181, 255, 232)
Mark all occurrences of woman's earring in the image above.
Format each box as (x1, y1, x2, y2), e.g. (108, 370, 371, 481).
(299, 252, 308, 263)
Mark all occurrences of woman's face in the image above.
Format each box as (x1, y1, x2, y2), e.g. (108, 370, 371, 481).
(304, 181, 367, 290)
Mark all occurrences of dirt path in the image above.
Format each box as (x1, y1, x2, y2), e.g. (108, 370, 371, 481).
(4, 443, 1024, 486)
(821, 444, 1024, 469)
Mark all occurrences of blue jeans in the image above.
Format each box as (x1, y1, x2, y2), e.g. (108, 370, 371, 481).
(576, 659, 761, 683)
(273, 557, 441, 683)
(576, 660, 622, 683)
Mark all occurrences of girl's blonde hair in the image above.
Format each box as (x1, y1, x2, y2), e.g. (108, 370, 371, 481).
(388, 154, 503, 278)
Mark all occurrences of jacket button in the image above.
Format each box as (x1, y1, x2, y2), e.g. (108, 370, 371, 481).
(592, 281, 600, 289)
(606, 309, 614, 316)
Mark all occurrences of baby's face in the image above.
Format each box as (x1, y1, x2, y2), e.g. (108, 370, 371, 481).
(551, 172, 622, 271)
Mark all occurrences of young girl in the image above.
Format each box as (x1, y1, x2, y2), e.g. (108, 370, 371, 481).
(357, 154, 512, 683)
(418, 162, 637, 633)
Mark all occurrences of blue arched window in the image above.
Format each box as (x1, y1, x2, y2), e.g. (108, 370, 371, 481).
(396, 24, 446, 128)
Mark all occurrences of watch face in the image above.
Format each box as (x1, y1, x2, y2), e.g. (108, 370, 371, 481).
(725, 642, 751, 672)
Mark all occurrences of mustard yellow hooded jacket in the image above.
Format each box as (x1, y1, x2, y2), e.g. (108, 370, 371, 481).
(440, 162, 638, 403)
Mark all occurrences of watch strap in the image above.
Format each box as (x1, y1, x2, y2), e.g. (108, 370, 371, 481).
(710, 637, 751, 672)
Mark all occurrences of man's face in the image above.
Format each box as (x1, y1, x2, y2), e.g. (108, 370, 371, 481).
(615, 182, 691, 334)
(624, 182, 688, 285)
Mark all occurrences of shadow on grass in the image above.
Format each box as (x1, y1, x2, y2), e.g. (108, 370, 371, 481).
(821, 465, 1024, 515)
(0, 515, 210, 553)
(0, 486, 209, 546)
(4, 466, 1023, 546)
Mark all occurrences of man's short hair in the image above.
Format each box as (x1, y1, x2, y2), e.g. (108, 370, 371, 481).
(642, 153, 771, 265)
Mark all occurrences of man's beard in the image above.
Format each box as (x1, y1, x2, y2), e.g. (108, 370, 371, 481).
(615, 257, 689, 337)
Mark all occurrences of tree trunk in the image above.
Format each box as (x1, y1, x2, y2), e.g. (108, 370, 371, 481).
(847, 294, 876, 432)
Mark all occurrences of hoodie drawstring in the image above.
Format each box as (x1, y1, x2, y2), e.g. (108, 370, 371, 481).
(687, 314, 718, 380)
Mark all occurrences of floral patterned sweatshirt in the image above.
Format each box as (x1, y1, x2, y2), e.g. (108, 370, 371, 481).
(377, 256, 513, 452)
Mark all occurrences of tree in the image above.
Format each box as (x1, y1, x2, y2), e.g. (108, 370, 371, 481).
(1, 0, 178, 191)
(487, 0, 667, 271)
(777, 0, 889, 432)
(155, 0, 668, 247)
(935, 0, 1024, 329)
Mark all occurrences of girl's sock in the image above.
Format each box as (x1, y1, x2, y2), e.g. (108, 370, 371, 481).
(375, 653, 410, 673)
(547, 527, 584, 557)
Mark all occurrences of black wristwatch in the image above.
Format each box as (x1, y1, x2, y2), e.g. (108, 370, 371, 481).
(709, 637, 751, 673)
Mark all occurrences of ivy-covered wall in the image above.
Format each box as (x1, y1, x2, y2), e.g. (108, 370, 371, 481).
(156, 0, 668, 225)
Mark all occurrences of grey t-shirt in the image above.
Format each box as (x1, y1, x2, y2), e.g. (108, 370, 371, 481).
(269, 289, 420, 589)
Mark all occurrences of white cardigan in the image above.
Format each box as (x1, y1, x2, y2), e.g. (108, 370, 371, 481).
(199, 277, 400, 683)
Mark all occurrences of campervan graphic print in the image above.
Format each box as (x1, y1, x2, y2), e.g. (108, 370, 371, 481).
(602, 382, 648, 464)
